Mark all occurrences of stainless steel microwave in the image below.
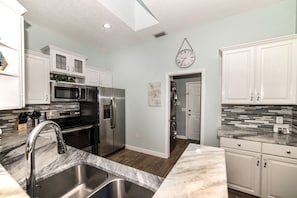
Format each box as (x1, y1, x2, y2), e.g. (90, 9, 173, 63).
(51, 82, 86, 102)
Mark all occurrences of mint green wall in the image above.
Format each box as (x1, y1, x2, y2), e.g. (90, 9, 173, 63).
(24, 21, 107, 67)
(106, 0, 297, 153)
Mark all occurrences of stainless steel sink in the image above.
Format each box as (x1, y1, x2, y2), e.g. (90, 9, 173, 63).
(36, 164, 109, 198)
(35, 163, 154, 198)
(90, 178, 154, 198)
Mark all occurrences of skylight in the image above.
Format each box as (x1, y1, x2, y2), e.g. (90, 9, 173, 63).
(97, 0, 159, 31)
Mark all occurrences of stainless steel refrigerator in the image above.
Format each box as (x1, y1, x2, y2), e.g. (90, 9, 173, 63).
(98, 87, 125, 156)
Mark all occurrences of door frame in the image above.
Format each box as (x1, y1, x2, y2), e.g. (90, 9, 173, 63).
(185, 81, 201, 140)
(165, 69, 205, 158)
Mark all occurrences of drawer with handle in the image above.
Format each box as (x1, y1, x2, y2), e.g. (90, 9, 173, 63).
(220, 137, 261, 152)
(262, 143, 297, 159)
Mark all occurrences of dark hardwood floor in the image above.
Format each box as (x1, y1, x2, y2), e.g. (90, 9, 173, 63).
(106, 138, 256, 198)
(106, 139, 191, 177)
(228, 189, 258, 198)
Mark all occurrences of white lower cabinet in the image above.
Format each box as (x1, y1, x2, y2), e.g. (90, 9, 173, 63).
(261, 143, 297, 198)
(220, 138, 261, 196)
(25, 52, 50, 104)
(261, 155, 297, 198)
(224, 148, 261, 196)
(221, 138, 297, 198)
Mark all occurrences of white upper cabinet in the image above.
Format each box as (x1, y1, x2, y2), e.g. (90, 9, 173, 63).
(0, 0, 26, 110)
(255, 40, 296, 104)
(85, 66, 100, 86)
(85, 66, 113, 87)
(221, 35, 297, 105)
(25, 51, 50, 104)
(42, 45, 86, 78)
(222, 47, 255, 104)
(0, 2, 19, 50)
(99, 70, 113, 87)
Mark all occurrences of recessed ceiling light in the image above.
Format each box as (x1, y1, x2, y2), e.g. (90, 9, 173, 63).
(103, 23, 112, 29)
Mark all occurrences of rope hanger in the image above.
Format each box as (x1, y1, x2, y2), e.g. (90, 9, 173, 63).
(177, 38, 194, 52)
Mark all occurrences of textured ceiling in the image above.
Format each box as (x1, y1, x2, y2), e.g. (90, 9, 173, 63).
(17, 0, 282, 51)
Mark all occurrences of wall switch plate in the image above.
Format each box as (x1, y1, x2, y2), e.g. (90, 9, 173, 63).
(276, 116, 283, 124)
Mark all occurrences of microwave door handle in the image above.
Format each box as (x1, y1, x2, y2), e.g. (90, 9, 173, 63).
(78, 88, 81, 100)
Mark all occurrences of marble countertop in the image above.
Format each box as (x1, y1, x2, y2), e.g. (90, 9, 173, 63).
(154, 144, 228, 198)
(218, 126, 297, 147)
(0, 164, 29, 198)
(1, 130, 228, 198)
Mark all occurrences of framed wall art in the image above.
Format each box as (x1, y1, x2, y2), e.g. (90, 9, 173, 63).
(148, 81, 161, 107)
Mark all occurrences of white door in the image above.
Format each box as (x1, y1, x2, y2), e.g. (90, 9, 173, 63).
(186, 82, 200, 140)
(222, 47, 255, 104)
(224, 148, 261, 196)
(262, 154, 297, 198)
(255, 40, 297, 104)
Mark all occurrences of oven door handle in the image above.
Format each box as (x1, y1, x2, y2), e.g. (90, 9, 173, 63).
(61, 125, 93, 134)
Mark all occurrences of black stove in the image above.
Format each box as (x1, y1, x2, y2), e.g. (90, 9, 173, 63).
(46, 109, 98, 154)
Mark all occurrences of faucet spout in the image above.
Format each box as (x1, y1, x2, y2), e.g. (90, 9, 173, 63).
(25, 120, 67, 197)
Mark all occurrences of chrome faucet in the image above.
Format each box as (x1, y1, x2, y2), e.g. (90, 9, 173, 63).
(25, 120, 67, 197)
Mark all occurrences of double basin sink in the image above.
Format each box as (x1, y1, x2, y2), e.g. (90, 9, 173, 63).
(35, 164, 154, 198)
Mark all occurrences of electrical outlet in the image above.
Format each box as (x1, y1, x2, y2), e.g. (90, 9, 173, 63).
(276, 116, 283, 124)
(273, 124, 289, 134)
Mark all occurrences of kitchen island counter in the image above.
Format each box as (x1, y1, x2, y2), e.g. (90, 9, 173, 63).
(1, 130, 228, 197)
(154, 144, 228, 198)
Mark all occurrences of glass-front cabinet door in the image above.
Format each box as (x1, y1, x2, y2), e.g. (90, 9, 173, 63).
(51, 49, 69, 73)
(71, 55, 85, 77)
(44, 45, 86, 77)
(51, 50, 85, 77)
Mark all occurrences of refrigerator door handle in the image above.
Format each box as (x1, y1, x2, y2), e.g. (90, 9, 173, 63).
(111, 97, 116, 129)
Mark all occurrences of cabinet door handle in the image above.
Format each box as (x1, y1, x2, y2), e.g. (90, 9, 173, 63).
(250, 95, 253, 101)
(45, 94, 48, 101)
(256, 160, 260, 166)
(286, 150, 291, 154)
(257, 94, 260, 101)
(264, 162, 267, 168)
(237, 144, 241, 147)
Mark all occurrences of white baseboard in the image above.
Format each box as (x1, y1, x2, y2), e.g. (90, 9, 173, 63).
(125, 144, 168, 159)
(176, 135, 187, 139)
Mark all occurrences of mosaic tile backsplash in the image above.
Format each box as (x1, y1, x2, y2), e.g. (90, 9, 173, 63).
(222, 105, 297, 134)
(0, 103, 79, 132)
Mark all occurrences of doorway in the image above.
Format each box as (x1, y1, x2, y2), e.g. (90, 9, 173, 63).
(165, 69, 205, 158)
